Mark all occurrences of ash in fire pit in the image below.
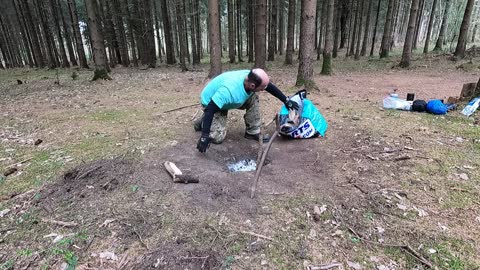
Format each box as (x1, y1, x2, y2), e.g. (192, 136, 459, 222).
(227, 159, 257, 172)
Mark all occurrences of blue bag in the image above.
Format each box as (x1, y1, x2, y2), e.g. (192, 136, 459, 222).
(426, 100, 448, 115)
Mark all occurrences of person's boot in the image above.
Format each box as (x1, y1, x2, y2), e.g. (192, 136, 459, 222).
(244, 132, 271, 143)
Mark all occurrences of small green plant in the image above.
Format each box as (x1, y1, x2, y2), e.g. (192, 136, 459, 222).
(0, 260, 14, 270)
(223, 255, 235, 269)
(0, 176, 5, 185)
(53, 247, 78, 270)
(17, 248, 33, 257)
(131, 185, 139, 192)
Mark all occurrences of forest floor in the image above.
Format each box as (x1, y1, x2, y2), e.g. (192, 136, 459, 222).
(0, 52, 480, 270)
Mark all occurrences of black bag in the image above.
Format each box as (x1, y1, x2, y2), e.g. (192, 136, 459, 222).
(412, 100, 427, 112)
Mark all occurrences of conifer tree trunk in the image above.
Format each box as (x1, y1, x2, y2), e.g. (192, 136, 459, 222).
(412, 0, 424, 50)
(317, 0, 328, 59)
(112, 0, 130, 66)
(85, 0, 111, 80)
(454, 0, 475, 58)
(380, 0, 395, 57)
(332, 1, 341, 57)
(370, 0, 381, 56)
(122, 0, 138, 66)
(13, 0, 34, 67)
(348, 0, 358, 56)
(322, 0, 334, 74)
(22, 0, 45, 67)
(58, 0, 77, 66)
(399, 0, 420, 68)
(247, 1, 255, 62)
(37, 0, 58, 67)
(268, 0, 277, 61)
(296, 0, 317, 88)
(434, 0, 450, 51)
(176, 0, 188, 70)
(361, 0, 373, 56)
(278, 0, 285, 55)
(208, 0, 222, 77)
(340, 0, 349, 48)
(236, 0, 243, 61)
(228, 0, 236, 63)
(255, 0, 267, 68)
(49, 0, 70, 67)
(354, 0, 365, 59)
(285, 0, 296, 64)
(423, 0, 438, 53)
(161, 0, 176, 64)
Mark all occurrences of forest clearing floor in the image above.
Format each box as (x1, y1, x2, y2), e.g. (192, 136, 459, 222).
(0, 54, 480, 270)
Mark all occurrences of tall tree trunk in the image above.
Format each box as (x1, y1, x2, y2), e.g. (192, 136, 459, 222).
(471, 6, 480, 43)
(370, 0, 381, 56)
(255, 0, 267, 68)
(285, 0, 296, 64)
(317, 0, 328, 59)
(296, 0, 317, 88)
(37, 0, 58, 67)
(58, 0, 77, 66)
(208, 0, 222, 77)
(195, 0, 202, 60)
(176, 0, 188, 70)
(454, 0, 475, 58)
(399, 0, 420, 68)
(423, 0, 438, 53)
(433, 0, 451, 51)
(389, 0, 400, 49)
(161, 0, 176, 64)
(379, 0, 395, 57)
(340, 0, 349, 48)
(348, 0, 358, 56)
(122, 0, 138, 66)
(22, 0, 45, 67)
(50, 0, 69, 67)
(236, 0, 243, 61)
(333, 0, 341, 57)
(188, 0, 197, 64)
(268, 0, 277, 60)
(247, 1, 255, 62)
(112, 0, 130, 66)
(99, 0, 117, 67)
(412, 0, 424, 50)
(279, 0, 285, 55)
(13, 0, 34, 67)
(354, 0, 365, 59)
(0, 15, 13, 68)
(85, 0, 111, 80)
(361, 0, 373, 56)
(228, 0, 236, 63)
(322, 0, 334, 74)
(146, 0, 156, 67)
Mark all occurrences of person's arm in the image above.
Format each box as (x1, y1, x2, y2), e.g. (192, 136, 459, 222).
(197, 101, 220, 153)
(264, 82, 299, 110)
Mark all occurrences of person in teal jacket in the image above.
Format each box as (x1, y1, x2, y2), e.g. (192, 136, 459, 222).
(194, 68, 299, 153)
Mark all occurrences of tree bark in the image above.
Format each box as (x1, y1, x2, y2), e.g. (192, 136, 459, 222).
(278, 0, 285, 55)
(255, 0, 267, 68)
(237, 0, 243, 61)
(423, 0, 438, 53)
(296, 0, 317, 88)
(176, 0, 188, 70)
(370, 0, 381, 56)
(268, 0, 277, 61)
(228, 0, 236, 63)
(399, 0, 420, 68)
(208, 0, 222, 77)
(84, 0, 111, 80)
(22, 0, 45, 67)
(161, 0, 175, 64)
(13, 0, 34, 67)
(58, 0, 77, 66)
(322, 0, 334, 75)
(37, 0, 58, 67)
(348, 0, 358, 56)
(317, 0, 328, 59)
(454, 0, 475, 58)
(49, 0, 70, 67)
(333, 0, 341, 57)
(433, 0, 451, 51)
(379, 0, 395, 57)
(195, 0, 202, 60)
(285, 0, 296, 64)
(188, 0, 197, 64)
(361, 0, 373, 56)
(112, 0, 130, 66)
(412, 0, 424, 50)
(354, 0, 365, 59)
(122, 0, 138, 66)
(247, 1, 255, 62)
(340, 0, 349, 48)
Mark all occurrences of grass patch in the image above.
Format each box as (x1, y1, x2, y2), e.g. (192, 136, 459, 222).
(428, 239, 479, 270)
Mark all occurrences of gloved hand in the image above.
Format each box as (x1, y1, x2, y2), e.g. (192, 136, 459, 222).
(196, 135, 211, 153)
(285, 98, 299, 111)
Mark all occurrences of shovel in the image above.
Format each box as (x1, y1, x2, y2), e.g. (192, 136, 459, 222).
(164, 161, 199, 184)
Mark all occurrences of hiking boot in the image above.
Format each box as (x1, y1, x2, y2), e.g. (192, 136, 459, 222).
(244, 132, 271, 143)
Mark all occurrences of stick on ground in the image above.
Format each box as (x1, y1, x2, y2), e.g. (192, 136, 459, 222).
(163, 103, 200, 113)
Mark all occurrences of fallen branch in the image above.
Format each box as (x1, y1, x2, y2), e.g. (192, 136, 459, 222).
(163, 103, 200, 113)
(41, 218, 78, 227)
(394, 155, 411, 161)
(239, 230, 273, 241)
(307, 262, 343, 270)
(352, 183, 369, 194)
(5, 157, 33, 169)
(347, 226, 432, 268)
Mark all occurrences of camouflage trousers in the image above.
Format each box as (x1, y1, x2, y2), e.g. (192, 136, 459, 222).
(193, 94, 261, 144)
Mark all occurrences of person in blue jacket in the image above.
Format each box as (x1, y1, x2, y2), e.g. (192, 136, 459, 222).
(194, 68, 299, 153)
